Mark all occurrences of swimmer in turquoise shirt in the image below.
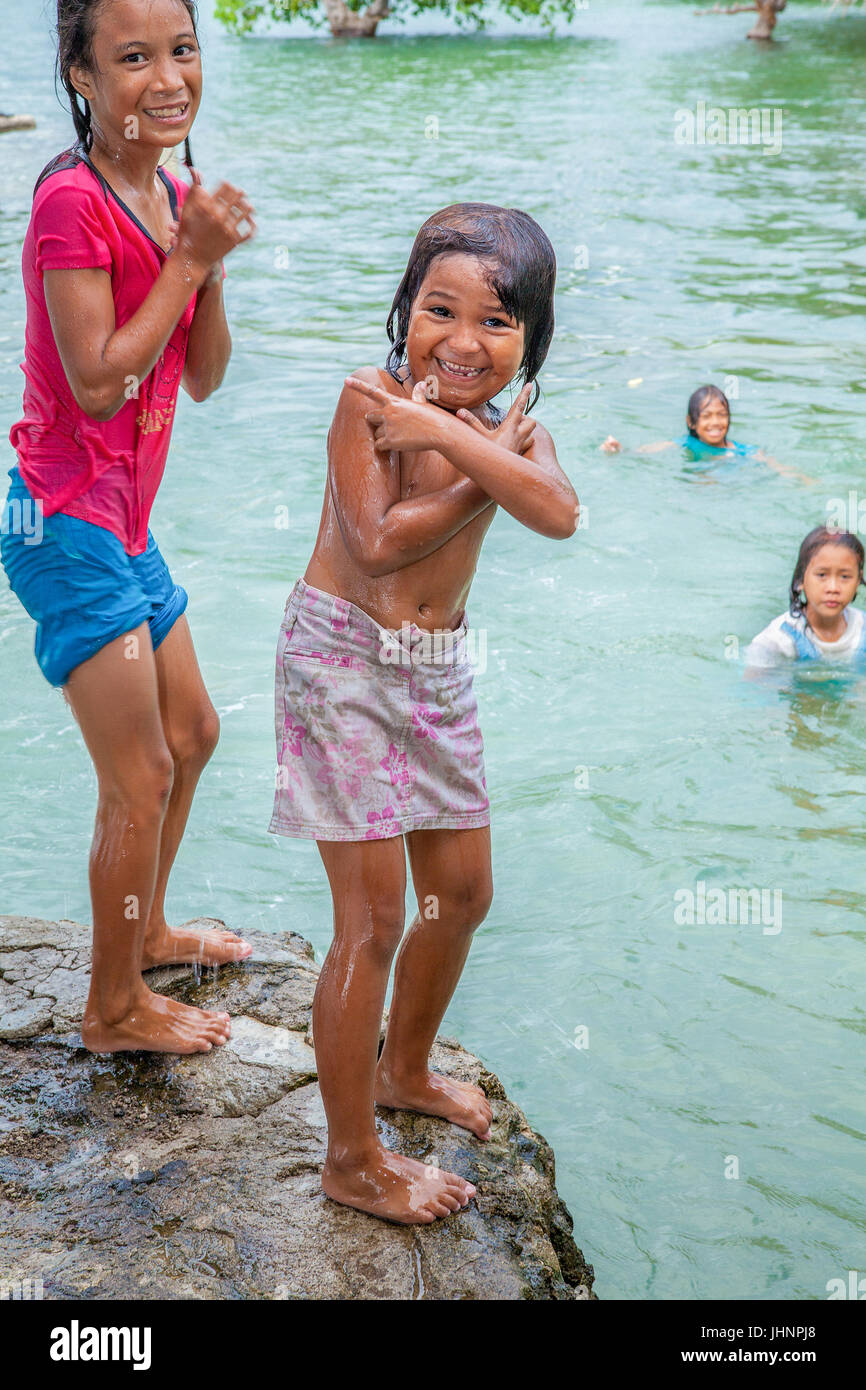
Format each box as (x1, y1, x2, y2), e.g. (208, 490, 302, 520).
(602, 384, 813, 483)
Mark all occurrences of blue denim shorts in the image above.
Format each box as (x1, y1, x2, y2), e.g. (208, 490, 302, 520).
(0, 465, 188, 687)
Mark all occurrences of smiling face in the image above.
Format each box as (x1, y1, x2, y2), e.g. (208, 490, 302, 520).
(691, 396, 730, 447)
(802, 543, 861, 621)
(404, 253, 526, 412)
(70, 0, 201, 154)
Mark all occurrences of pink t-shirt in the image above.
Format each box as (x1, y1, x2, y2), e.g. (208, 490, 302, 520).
(8, 146, 223, 556)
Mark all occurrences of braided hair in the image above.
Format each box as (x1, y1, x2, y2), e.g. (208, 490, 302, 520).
(54, 0, 197, 166)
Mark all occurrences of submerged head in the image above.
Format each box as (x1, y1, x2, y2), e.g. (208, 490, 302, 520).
(686, 385, 730, 447)
(789, 527, 864, 623)
(385, 203, 556, 417)
(56, 0, 199, 166)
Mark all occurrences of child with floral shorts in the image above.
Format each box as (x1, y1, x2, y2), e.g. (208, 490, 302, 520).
(269, 202, 579, 1226)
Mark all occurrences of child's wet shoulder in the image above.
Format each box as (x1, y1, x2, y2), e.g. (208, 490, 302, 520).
(530, 416, 554, 442)
(330, 365, 401, 442)
(350, 364, 406, 396)
(335, 366, 407, 423)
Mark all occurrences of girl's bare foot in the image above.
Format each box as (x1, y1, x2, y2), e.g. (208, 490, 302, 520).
(141, 918, 253, 970)
(321, 1144, 476, 1224)
(81, 985, 232, 1054)
(375, 1067, 493, 1140)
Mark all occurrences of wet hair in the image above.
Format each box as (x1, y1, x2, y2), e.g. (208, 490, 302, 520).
(686, 384, 730, 438)
(52, 0, 197, 169)
(788, 526, 865, 616)
(385, 203, 556, 421)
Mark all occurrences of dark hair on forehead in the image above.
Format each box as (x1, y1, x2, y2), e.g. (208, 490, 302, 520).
(385, 203, 556, 416)
(53, 0, 197, 163)
(789, 525, 865, 617)
(686, 384, 730, 437)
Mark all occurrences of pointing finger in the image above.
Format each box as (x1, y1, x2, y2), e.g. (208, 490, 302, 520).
(345, 376, 389, 403)
(507, 382, 533, 417)
(520, 421, 537, 448)
(456, 408, 487, 433)
(515, 382, 534, 413)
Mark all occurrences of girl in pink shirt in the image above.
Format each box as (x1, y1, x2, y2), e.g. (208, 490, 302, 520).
(0, 0, 256, 1054)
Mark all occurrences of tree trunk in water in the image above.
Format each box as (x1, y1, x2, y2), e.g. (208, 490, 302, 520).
(747, 0, 786, 40)
(321, 0, 390, 36)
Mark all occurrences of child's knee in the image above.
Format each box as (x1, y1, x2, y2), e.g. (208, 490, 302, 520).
(197, 705, 221, 761)
(170, 703, 220, 768)
(366, 903, 406, 961)
(102, 745, 175, 820)
(334, 894, 405, 963)
(439, 877, 494, 933)
(142, 752, 176, 815)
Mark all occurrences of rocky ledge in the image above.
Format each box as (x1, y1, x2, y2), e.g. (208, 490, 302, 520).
(0, 915, 595, 1301)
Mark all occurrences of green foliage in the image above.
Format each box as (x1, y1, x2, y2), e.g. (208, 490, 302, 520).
(214, 0, 322, 35)
(214, 0, 579, 35)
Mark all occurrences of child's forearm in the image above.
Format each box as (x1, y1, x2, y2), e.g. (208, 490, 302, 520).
(90, 254, 210, 419)
(430, 415, 576, 539)
(759, 452, 815, 485)
(636, 440, 674, 454)
(182, 268, 231, 402)
(363, 477, 494, 577)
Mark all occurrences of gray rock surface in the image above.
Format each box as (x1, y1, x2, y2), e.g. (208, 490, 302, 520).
(0, 915, 595, 1301)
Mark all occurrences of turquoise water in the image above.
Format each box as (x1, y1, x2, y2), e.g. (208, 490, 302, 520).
(2, 1, 866, 1299)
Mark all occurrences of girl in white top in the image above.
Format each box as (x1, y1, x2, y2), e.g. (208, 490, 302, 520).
(745, 526, 866, 668)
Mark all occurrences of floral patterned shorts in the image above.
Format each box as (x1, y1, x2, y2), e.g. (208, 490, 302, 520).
(269, 578, 490, 841)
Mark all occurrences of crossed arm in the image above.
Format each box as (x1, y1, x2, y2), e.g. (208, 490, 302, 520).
(325, 373, 492, 577)
(327, 370, 579, 577)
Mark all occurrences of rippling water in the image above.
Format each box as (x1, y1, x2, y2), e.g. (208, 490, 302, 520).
(2, 0, 866, 1299)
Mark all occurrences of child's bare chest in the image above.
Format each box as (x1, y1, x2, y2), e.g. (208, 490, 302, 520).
(399, 447, 462, 499)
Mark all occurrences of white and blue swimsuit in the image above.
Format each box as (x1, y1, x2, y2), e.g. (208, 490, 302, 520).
(745, 606, 866, 667)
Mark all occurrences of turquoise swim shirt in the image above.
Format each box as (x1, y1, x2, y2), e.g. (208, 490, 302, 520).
(676, 434, 758, 459)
